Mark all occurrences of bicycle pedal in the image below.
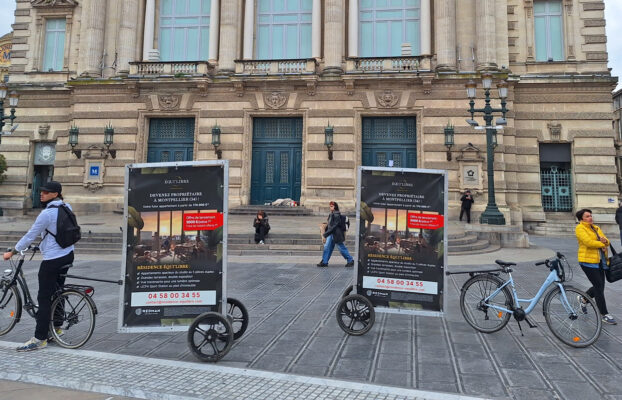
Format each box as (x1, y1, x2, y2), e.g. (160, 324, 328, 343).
(525, 317, 538, 329)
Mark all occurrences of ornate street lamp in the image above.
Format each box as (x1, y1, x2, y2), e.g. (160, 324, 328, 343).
(0, 84, 19, 145)
(69, 125, 81, 159)
(465, 76, 509, 225)
(324, 122, 334, 160)
(104, 122, 116, 159)
(444, 122, 455, 161)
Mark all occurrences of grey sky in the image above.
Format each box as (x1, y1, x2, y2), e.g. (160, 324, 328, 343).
(0, 0, 620, 90)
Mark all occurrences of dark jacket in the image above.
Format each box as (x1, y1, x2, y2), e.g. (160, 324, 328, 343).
(253, 217, 270, 231)
(460, 194, 474, 209)
(616, 206, 622, 227)
(323, 211, 345, 244)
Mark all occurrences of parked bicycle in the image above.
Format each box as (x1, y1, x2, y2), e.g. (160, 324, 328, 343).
(0, 246, 97, 348)
(449, 252, 602, 348)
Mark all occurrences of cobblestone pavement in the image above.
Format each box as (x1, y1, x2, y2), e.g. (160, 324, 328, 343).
(0, 379, 137, 400)
(1, 236, 621, 400)
(0, 342, 482, 400)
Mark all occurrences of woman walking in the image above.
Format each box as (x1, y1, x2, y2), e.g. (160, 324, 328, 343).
(317, 201, 354, 268)
(575, 208, 617, 325)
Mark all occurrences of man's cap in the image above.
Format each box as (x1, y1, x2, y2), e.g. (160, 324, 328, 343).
(39, 181, 62, 193)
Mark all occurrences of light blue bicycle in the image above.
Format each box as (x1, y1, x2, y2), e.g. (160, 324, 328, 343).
(456, 252, 602, 348)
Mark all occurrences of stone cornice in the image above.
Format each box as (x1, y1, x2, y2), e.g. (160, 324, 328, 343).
(31, 0, 78, 7)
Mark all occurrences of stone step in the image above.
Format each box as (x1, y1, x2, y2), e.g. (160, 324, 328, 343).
(447, 231, 467, 240)
(229, 205, 313, 216)
(447, 233, 479, 246)
(228, 243, 323, 251)
(228, 238, 356, 246)
(0, 241, 123, 251)
(446, 239, 491, 253)
(449, 244, 502, 256)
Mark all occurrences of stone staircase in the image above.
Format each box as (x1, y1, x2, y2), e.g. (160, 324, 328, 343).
(528, 212, 577, 236)
(227, 233, 355, 257)
(0, 231, 123, 255)
(229, 205, 313, 216)
(447, 230, 500, 255)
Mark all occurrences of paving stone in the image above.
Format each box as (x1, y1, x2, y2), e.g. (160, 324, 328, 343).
(501, 368, 549, 389)
(461, 373, 508, 398)
(417, 363, 456, 382)
(373, 369, 412, 387)
(550, 379, 604, 400)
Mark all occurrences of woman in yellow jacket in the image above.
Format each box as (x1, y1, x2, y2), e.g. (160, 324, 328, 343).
(575, 208, 617, 325)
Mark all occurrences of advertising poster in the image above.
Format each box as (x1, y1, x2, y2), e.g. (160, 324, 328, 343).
(357, 167, 447, 314)
(119, 161, 227, 332)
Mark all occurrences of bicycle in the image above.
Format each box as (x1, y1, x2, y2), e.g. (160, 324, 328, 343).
(0, 246, 97, 348)
(452, 252, 602, 348)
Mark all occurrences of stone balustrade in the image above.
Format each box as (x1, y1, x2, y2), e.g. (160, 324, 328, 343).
(129, 61, 211, 76)
(345, 56, 432, 73)
(235, 59, 318, 75)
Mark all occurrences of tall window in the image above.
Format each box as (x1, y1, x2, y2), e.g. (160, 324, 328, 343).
(159, 0, 211, 61)
(534, 0, 563, 61)
(256, 0, 312, 59)
(43, 18, 66, 71)
(360, 0, 420, 57)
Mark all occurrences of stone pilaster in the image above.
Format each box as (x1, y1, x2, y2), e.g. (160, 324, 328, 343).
(495, 0, 509, 69)
(456, 0, 476, 71)
(118, 0, 139, 74)
(312, 0, 322, 58)
(208, 0, 220, 62)
(348, 0, 358, 57)
(80, 0, 107, 76)
(219, 0, 240, 72)
(475, 0, 497, 70)
(323, 0, 344, 74)
(142, 0, 157, 60)
(420, 0, 431, 55)
(243, 0, 254, 59)
(434, 0, 456, 71)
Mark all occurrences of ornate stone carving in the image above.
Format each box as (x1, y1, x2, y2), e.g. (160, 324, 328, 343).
(83, 181, 104, 192)
(38, 124, 50, 136)
(233, 81, 244, 97)
(344, 79, 355, 96)
(31, 0, 78, 7)
(158, 95, 181, 110)
(548, 122, 562, 141)
(264, 92, 288, 109)
(306, 81, 316, 96)
(376, 90, 399, 108)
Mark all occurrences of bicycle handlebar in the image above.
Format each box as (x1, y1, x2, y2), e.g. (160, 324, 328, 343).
(535, 261, 546, 266)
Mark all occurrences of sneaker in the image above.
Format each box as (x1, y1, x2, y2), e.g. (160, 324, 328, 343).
(47, 327, 64, 342)
(344, 261, 354, 268)
(16, 337, 47, 352)
(577, 295, 588, 314)
(259, 240, 265, 245)
(316, 262, 328, 268)
(602, 314, 618, 325)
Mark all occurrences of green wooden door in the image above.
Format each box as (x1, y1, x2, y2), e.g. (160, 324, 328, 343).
(147, 118, 195, 162)
(251, 118, 302, 205)
(362, 117, 417, 168)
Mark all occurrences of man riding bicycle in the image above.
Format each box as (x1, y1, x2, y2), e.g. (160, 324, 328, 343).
(3, 181, 75, 351)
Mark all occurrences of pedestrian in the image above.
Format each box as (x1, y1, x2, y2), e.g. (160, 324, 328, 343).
(575, 208, 617, 325)
(253, 210, 270, 244)
(615, 201, 622, 247)
(459, 190, 474, 223)
(2, 181, 76, 351)
(317, 201, 354, 268)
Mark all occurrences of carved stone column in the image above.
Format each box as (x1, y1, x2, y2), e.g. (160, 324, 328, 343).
(475, 0, 497, 70)
(118, 0, 139, 74)
(312, 0, 321, 58)
(81, 0, 107, 76)
(434, 0, 456, 71)
(348, 0, 358, 57)
(208, 0, 220, 62)
(524, 0, 535, 61)
(243, 0, 254, 59)
(323, 0, 344, 74)
(219, 0, 241, 72)
(563, 0, 575, 60)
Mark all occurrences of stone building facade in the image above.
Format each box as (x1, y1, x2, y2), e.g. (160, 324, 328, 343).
(0, 32, 10, 83)
(0, 0, 618, 228)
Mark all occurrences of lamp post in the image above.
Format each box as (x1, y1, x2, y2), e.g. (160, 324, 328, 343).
(466, 74, 508, 225)
(324, 123, 334, 160)
(0, 83, 19, 145)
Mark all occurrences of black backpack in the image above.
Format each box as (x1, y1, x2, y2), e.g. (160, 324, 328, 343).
(340, 214, 350, 232)
(46, 204, 82, 248)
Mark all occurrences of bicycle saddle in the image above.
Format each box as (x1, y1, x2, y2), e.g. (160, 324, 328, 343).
(495, 260, 516, 267)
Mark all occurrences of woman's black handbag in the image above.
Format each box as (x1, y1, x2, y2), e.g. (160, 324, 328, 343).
(607, 245, 622, 283)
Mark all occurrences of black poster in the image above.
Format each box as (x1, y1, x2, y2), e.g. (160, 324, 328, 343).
(357, 168, 446, 313)
(120, 163, 226, 331)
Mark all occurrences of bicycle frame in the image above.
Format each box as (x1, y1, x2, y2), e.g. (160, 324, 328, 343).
(2, 255, 39, 319)
(483, 268, 575, 316)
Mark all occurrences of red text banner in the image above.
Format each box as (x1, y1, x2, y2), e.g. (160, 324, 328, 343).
(407, 213, 444, 230)
(183, 213, 223, 231)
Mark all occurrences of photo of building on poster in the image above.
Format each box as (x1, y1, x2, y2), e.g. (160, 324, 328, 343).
(122, 164, 225, 330)
(358, 169, 446, 313)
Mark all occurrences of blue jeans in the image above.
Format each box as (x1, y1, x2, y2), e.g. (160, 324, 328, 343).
(322, 234, 353, 264)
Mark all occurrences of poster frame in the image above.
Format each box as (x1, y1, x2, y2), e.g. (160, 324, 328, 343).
(117, 160, 229, 333)
(354, 166, 448, 318)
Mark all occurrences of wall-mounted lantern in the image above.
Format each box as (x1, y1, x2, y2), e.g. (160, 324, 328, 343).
(69, 125, 81, 159)
(444, 122, 454, 161)
(324, 123, 334, 160)
(104, 122, 116, 159)
(211, 123, 222, 159)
